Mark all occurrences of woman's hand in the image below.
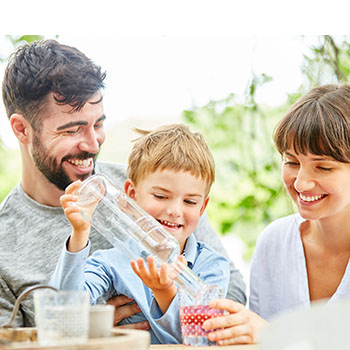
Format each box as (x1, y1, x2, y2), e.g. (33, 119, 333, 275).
(202, 299, 268, 345)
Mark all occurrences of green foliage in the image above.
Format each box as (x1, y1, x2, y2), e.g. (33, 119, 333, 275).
(183, 35, 350, 260)
(183, 75, 294, 260)
(6, 35, 45, 48)
(0, 140, 21, 203)
(0, 35, 45, 62)
(301, 35, 350, 88)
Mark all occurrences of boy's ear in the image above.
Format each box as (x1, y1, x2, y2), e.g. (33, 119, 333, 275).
(200, 196, 210, 216)
(124, 179, 136, 199)
(10, 114, 31, 144)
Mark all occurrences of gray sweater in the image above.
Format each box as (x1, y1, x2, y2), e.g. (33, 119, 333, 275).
(0, 162, 246, 327)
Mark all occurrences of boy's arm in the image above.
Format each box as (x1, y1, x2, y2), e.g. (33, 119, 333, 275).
(194, 212, 247, 305)
(50, 239, 115, 305)
(60, 181, 91, 253)
(130, 256, 177, 314)
(50, 237, 90, 291)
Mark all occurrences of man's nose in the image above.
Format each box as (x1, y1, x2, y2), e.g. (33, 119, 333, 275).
(79, 130, 100, 154)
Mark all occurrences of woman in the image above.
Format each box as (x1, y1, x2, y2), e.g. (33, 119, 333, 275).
(203, 84, 350, 345)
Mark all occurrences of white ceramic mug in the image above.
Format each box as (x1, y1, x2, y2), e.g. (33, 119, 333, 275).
(88, 304, 115, 338)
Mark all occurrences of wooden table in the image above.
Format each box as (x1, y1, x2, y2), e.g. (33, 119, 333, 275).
(150, 344, 259, 350)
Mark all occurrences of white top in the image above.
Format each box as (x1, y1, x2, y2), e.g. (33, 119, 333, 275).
(249, 214, 350, 320)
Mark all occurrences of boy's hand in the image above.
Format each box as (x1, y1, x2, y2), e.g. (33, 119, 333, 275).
(130, 255, 175, 292)
(60, 180, 91, 252)
(130, 256, 177, 313)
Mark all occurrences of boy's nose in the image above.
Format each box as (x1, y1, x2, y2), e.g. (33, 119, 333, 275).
(166, 202, 182, 217)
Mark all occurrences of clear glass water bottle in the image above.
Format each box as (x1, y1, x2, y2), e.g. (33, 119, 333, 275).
(75, 174, 208, 299)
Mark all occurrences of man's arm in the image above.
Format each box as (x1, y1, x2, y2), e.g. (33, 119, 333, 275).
(193, 212, 247, 305)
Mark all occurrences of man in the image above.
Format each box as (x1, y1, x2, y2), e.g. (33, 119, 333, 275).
(0, 39, 246, 328)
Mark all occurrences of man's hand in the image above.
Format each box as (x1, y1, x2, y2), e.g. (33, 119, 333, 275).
(107, 294, 150, 330)
(202, 299, 268, 345)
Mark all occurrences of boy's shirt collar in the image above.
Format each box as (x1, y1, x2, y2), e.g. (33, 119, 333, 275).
(182, 234, 197, 268)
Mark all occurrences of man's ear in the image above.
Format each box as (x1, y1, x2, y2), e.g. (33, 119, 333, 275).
(200, 196, 210, 216)
(124, 179, 136, 199)
(10, 114, 31, 144)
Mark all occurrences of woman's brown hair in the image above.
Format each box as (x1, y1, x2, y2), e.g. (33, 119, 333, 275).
(274, 84, 350, 162)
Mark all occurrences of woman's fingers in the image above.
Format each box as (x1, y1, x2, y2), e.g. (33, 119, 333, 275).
(204, 311, 243, 331)
(207, 323, 254, 344)
(201, 298, 265, 345)
(209, 299, 244, 313)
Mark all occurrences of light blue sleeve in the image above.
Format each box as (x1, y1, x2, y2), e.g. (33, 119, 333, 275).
(149, 294, 182, 343)
(50, 237, 113, 304)
(192, 246, 231, 296)
(50, 237, 90, 292)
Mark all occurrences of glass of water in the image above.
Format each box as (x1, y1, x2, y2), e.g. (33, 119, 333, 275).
(34, 290, 90, 346)
(179, 284, 224, 346)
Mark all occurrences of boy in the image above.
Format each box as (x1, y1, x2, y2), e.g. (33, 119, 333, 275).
(51, 124, 230, 343)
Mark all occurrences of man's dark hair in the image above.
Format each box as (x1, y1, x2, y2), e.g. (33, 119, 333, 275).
(2, 39, 106, 130)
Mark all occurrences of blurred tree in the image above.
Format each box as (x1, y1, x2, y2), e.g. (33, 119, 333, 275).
(301, 35, 350, 88)
(0, 35, 45, 202)
(183, 35, 350, 260)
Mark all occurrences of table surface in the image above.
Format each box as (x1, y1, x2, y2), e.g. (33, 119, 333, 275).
(150, 344, 259, 349)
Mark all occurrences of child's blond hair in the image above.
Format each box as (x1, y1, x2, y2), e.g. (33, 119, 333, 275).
(127, 124, 215, 195)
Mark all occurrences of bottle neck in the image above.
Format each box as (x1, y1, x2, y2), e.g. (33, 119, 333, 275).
(170, 260, 207, 300)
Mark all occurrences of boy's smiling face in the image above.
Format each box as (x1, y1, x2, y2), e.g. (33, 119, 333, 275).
(125, 169, 209, 252)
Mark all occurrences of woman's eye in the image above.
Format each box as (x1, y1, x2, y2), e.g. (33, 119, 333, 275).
(318, 166, 332, 171)
(284, 161, 299, 166)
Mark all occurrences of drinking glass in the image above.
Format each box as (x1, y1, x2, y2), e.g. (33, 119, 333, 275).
(34, 290, 90, 346)
(179, 285, 224, 346)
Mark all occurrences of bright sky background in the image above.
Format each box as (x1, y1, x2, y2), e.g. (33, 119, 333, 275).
(0, 35, 317, 152)
(0, 0, 348, 153)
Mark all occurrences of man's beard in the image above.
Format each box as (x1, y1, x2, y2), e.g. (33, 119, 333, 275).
(31, 133, 98, 191)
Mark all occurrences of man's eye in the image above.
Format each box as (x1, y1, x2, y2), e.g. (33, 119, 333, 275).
(64, 130, 79, 135)
(185, 200, 197, 205)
